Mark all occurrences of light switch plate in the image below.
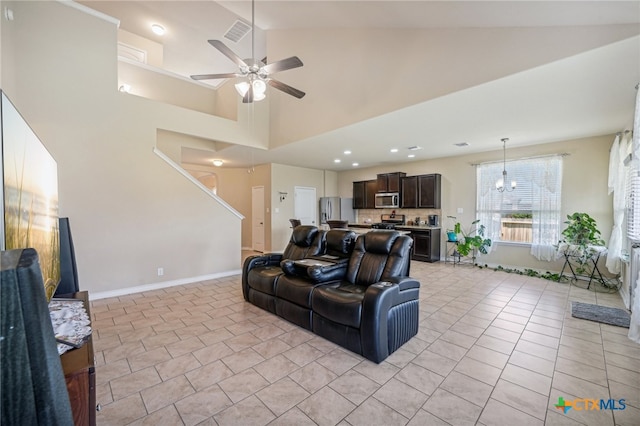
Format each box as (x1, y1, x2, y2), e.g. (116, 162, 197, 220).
(457, 207, 463, 214)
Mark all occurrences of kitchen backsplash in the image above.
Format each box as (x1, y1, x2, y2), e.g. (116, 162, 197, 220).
(356, 209, 442, 226)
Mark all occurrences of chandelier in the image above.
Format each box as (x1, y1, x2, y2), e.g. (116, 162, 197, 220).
(496, 138, 516, 192)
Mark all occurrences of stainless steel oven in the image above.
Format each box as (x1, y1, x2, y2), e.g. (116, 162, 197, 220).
(375, 192, 399, 209)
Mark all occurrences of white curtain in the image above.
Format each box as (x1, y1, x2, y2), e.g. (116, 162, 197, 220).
(476, 164, 504, 254)
(606, 134, 631, 274)
(629, 86, 640, 344)
(530, 156, 563, 261)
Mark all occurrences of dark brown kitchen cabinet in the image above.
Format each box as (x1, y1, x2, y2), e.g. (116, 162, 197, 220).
(377, 172, 406, 193)
(401, 176, 418, 208)
(365, 180, 377, 208)
(418, 173, 441, 208)
(353, 180, 377, 209)
(411, 228, 441, 262)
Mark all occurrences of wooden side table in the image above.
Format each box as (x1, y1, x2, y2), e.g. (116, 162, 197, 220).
(57, 291, 96, 426)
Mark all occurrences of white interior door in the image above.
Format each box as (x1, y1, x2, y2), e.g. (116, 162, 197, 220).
(294, 186, 317, 226)
(252, 186, 265, 252)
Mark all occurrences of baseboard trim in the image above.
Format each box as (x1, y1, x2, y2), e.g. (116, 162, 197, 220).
(91, 269, 242, 300)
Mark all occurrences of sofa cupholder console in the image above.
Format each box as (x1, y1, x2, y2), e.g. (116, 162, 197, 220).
(242, 227, 420, 363)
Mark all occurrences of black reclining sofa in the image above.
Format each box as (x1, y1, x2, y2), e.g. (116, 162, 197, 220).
(242, 225, 324, 314)
(242, 226, 419, 363)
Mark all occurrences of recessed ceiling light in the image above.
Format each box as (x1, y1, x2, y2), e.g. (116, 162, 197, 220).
(408, 154, 415, 158)
(454, 142, 470, 147)
(212, 159, 223, 167)
(352, 162, 359, 167)
(344, 150, 352, 155)
(151, 24, 165, 36)
(390, 148, 398, 153)
(334, 159, 341, 163)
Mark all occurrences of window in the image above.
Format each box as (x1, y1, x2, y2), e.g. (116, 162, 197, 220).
(477, 155, 563, 261)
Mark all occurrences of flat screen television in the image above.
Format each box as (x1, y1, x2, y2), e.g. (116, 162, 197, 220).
(1, 90, 60, 300)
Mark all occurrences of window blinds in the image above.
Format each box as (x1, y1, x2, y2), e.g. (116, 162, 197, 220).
(627, 158, 640, 241)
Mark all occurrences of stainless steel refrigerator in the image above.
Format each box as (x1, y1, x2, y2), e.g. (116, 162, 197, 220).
(319, 197, 355, 225)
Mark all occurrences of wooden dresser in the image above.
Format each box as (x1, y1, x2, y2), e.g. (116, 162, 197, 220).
(58, 291, 96, 426)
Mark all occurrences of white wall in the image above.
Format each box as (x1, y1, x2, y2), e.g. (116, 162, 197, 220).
(1, 1, 259, 295)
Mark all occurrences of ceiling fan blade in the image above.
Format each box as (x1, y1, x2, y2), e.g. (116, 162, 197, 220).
(261, 56, 304, 75)
(267, 79, 306, 99)
(190, 73, 240, 81)
(243, 84, 254, 103)
(208, 40, 248, 68)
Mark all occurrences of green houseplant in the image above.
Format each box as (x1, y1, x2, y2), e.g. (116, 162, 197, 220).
(557, 212, 605, 274)
(453, 219, 492, 261)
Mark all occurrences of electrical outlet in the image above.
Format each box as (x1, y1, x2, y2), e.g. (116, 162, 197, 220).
(157, 267, 164, 276)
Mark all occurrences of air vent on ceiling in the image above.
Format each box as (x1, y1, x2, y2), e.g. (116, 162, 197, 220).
(454, 142, 470, 147)
(407, 146, 423, 151)
(224, 20, 251, 43)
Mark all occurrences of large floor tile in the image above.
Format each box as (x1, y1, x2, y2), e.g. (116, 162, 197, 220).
(91, 262, 640, 425)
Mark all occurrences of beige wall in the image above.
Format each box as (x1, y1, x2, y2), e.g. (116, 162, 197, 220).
(322, 170, 339, 198)
(118, 29, 164, 68)
(338, 135, 614, 272)
(1, 1, 258, 295)
(267, 25, 640, 148)
(118, 61, 219, 115)
(270, 164, 326, 251)
(1, 1, 622, 295)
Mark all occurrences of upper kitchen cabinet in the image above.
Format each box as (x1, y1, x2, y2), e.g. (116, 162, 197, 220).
(418, 174, 441, 208)
(377, 172, 406, 193)
(401, 176, 418, 208)
(353, 180, 378, 209)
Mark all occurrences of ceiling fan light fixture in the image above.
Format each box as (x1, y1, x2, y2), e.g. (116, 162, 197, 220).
(253, 79, 266, 95)
(190, 0, 304, 103)
(212, 159, 224, 167)
(234, 80, 266, 101)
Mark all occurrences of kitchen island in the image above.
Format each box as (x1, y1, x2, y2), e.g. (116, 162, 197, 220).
(347, 223, 441, 262)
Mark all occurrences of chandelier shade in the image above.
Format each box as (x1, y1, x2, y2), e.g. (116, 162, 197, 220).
(496, 138, 516, 192)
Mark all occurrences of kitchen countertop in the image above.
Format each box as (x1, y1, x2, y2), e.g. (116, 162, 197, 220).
(398, 226, 442, 231)
(347, 223, 441, 231)
(347, 227, 411, 235)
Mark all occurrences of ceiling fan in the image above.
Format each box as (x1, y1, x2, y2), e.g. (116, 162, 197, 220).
(190, 0, 305, 103)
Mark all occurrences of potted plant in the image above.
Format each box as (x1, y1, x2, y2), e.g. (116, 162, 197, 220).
(446, 216, 458, 242)
(454, 219, 492, 263)
(557, 212, 605, 274)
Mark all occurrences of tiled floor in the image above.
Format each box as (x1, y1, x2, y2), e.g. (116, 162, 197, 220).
(92, 258, 640, 425)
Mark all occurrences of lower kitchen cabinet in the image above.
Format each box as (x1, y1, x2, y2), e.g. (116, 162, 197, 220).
(411, 229, 441, 262)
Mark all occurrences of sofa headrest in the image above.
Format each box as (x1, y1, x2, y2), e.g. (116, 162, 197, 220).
(325, 230, 356, 256)
(362, 231, 400, 254)
(290, 225, 319, 247)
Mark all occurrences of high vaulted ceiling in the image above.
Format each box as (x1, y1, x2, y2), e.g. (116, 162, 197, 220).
(79, 1, 640, 171)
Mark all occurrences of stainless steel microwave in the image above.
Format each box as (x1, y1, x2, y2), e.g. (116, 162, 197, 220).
(375, 192, 399, 209)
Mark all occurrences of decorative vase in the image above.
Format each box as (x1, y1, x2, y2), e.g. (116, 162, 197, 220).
(447, 231, 457, 242)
